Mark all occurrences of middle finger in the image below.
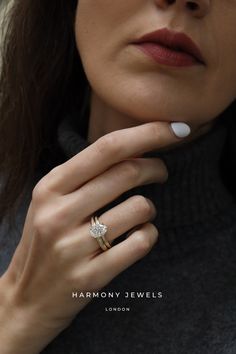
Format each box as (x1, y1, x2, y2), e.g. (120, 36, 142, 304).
(55, 194, 157, 258)
(64, 157, 167, 223)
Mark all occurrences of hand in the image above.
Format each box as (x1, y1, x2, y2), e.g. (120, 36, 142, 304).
(2, 121, 189, 346)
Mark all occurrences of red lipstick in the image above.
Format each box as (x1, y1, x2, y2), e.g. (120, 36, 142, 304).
(132, 28, 205, 67)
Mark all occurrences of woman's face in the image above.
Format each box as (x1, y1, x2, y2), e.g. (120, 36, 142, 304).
(74, 1, 236, 126)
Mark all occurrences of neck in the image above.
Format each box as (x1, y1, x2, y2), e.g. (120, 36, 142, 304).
(87, 90, 215, 152)
(56, 103, 235, 259)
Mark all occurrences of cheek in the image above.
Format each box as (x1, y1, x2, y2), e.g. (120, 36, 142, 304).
(75, 0, 140, 52)
(74, 0, 142, 97)
(74, 1, 236, 125)
(75, 2, 118, 76)
(219, 40, 236, 97)
(202, 21, 236, 112)
(213, 8, 236, 92)
(74, 0, 147, 72)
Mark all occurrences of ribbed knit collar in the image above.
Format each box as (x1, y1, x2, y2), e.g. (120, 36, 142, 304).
(57, 109, 236, 259)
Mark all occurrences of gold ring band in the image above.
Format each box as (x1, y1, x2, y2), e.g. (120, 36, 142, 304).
(96, 236, 109, 251)
(89, 216, 111, 251)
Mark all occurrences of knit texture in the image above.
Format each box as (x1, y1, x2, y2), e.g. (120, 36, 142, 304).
(1, 110, 236, 354)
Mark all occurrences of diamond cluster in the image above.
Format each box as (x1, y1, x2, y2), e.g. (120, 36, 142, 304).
(89, 223, 108, 238)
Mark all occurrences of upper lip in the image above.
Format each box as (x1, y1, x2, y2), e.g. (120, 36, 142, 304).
(132, 27, 205, 64)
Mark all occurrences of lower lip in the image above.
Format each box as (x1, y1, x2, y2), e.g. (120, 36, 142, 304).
(133, 42, 201, 67)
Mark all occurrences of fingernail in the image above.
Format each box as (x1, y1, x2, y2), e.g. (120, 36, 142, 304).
(170, 122, 191, 138)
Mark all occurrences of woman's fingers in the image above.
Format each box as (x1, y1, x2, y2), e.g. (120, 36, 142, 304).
(62, 157, 167, 223)
(55, 195, 157, 257)
(95, 195, 157, 245)
(84, 222, 159, 290)
(43, 121, 187, 195)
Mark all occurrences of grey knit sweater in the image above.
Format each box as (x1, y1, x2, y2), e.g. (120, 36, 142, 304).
(0, 112, 236, 354)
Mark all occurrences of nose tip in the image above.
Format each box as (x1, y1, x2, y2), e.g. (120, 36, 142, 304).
(155, 0, 210, 18)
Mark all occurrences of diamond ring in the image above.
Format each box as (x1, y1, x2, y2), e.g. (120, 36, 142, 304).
(89, 216, 111, 251)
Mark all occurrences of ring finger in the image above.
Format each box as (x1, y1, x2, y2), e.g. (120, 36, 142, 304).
(55, 194, 157, 258)
(63, 157, 166, 224)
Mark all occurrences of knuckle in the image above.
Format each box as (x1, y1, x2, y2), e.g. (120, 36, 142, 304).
(157, 158, 169, 183)
(151, 123, 165, 145)
(32, 180, 43, 202)
(133, 230, 153, 255)
(33, 211, 58, 238)
(47, 165, 69, 190)
(118, 159, 141, 182)
(32, 165, 66, 203)
(32, 200, 67, 237)
(132, 223, 158, 255)
(131, 195, 155, 217)
(96, 132, 121, 157)
(32, 180, 49, 204)
(46, 166, 62, 186)
(48, 165, 61, 178)
(32, 213, 51, 237)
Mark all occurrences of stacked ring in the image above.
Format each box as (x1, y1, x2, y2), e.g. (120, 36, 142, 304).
(89, 216, 111, 251)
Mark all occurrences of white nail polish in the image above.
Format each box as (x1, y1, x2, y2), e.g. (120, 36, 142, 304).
(170, 122, 191, 138)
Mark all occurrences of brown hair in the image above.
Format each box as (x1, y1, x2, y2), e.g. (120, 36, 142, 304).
(0, 0, 89, 226)
(0, 0, 236, 229)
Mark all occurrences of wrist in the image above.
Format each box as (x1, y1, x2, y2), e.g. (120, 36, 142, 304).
(0, 274, 62, 354)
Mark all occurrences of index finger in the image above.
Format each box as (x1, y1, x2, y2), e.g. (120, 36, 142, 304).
(46, 121, 190, 194)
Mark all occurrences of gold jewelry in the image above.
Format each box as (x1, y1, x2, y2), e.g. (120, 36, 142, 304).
(89, 216, 111, 251)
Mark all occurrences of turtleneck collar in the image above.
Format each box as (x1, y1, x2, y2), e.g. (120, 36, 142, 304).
(56, 108, 235, 259)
